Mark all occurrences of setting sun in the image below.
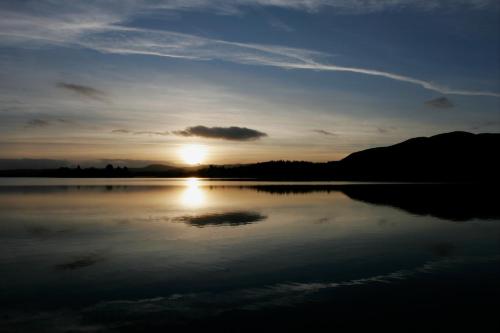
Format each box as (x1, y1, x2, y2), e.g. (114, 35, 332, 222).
(179, 144, 207, 165)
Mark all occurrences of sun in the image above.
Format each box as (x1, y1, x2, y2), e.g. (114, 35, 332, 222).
(179, 144, 207, 165)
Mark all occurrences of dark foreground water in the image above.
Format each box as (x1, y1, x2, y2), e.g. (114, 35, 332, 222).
(1, 179, 499, 332)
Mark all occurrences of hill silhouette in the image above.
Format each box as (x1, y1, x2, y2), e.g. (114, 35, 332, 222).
(335, 131, 500, 181)
(0, 131, 498, 181)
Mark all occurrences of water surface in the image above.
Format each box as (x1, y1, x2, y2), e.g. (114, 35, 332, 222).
(1, 179, 499, 332)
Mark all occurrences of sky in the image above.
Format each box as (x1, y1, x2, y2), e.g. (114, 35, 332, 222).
(0, 0, 499, 167)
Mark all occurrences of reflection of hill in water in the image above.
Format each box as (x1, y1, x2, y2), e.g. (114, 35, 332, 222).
(247, 184, 500, 222)
(248, 185, 339, 195)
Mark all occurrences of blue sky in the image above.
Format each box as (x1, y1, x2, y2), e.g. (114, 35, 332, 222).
(0, 0, 499, 165)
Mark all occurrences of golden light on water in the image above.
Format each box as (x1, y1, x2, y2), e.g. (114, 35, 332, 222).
(180, 178, 205, 208)
(179, 144, 207, 165)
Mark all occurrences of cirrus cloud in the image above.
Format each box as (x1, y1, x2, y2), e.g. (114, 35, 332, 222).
(0, 2, 498, 98)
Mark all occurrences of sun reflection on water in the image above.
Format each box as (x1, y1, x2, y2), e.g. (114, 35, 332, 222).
(180, 178, 205, 208)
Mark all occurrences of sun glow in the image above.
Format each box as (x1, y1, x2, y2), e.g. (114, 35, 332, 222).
(179, 144, 207, 165)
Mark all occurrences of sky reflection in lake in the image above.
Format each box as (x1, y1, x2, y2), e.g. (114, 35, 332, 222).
(0, 179, 499, 332)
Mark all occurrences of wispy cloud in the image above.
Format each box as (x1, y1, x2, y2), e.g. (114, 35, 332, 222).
(26, 119, 50, 128)
(57, 82, 108, 101)
(111, 129, 132, 134)
(312, 129, 336, 136)
(238, 0, 499, 13)
(25, 118, 76, 129)
(425, 96, 454, 109)
(86, 0, 500, 15)
(376, 126, 398, 134)
(1, 1, 499, 98)
(57, 29, 500, 98)
(266, 15, 294, 32)
(111, 129, 169, 136)
(0, 158, 70, 170)
(174, 125, 268, 141)
(133, 131, 169, 136)
(469, 120, 500, 130)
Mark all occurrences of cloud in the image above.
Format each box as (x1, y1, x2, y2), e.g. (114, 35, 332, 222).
(0, 158, 176, 170)
(174, 125, 267, 141)
(281, 62, 500, 97)
(72, 159, 176, 168)
(266, 16, 294, 32)
(469, 120, 500, 130)
(425, 96, 455, 109)
(112, 129, 169, 136)
(239, 0, 499, 13)
(73, 29, 500, 97)
(312, 129, 336, 136)
(0, 98, 24, 113)
(56, 82, 107, 101)
(376, 126, 398, 134)
(0, 158, 70, 170)
(55, 118, 74, 124)
(0, 1, 499, 98)
(26, 119, 49, 127)
(112, 129, 132, 134)
(70, 1, 500, 16)
(25, 118, 76, 128)
(133, 131, 169, 136)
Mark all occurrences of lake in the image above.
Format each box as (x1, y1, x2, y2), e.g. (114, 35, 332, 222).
(1, 178, 499, 332)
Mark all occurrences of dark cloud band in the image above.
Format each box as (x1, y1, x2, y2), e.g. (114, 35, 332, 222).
(425, 97, 454, 109)
(57, 82, 107, 101)
(174, 125, 267, 141)
(111, 129, 169, 136)
(312, 129, 335, 136)
(26, 119, 50, 127)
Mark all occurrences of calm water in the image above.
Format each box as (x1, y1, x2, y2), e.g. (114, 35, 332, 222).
(1, 178, 499, 332)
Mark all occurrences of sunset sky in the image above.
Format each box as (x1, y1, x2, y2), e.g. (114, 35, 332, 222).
(0, 0, 499, 167)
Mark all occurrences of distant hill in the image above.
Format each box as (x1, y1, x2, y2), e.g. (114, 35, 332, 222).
(130, 164, 183, 175)
(133, 164, 177, 172)
(0, 131, 498, 181)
